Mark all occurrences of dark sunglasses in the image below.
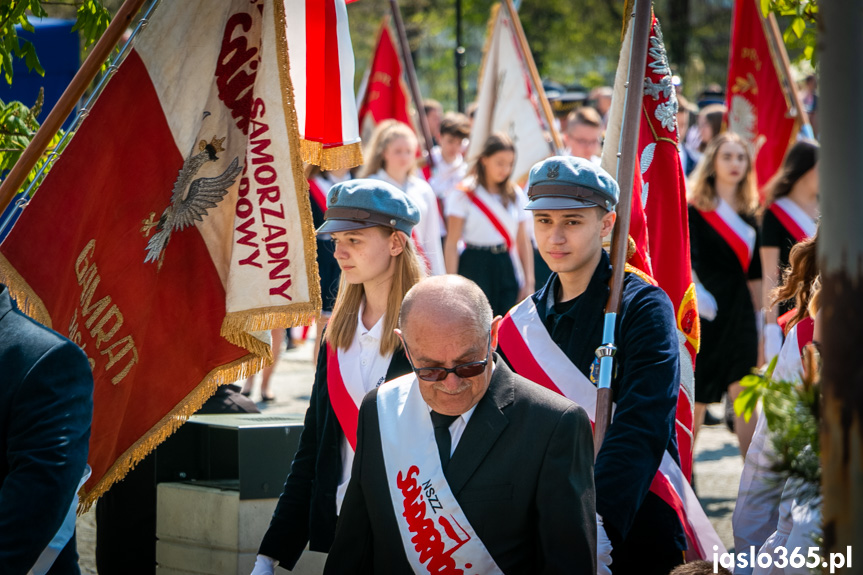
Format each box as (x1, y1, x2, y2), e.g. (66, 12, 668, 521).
(403, 333, 492, 382)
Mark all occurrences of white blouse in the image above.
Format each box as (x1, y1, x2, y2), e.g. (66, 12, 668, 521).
(445, 183, 528, 246)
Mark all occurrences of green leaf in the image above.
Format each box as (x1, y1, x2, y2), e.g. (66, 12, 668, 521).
(760, 0, 771, 17)
(791, 16, 806, 38)
(19, 41, 44, 77)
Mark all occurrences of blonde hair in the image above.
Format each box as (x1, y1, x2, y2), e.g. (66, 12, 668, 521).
(688, 132, 758, 214)
(467, 132, 517, 207)
(325, 227, 424, 355)
(358, 120, 418, 178)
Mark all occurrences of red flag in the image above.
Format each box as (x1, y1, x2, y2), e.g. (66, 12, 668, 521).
(0, 0, 320, 508)
(638, 16, 699, 482)
(288, 0, 363, 171)
(726, 0, 802, 191)
(357, 18, 413, 139)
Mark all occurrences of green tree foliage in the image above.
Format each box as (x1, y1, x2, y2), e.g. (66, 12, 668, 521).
(0, 0, 110, 84)
(0, 91, 63, 194)
(0, 1, 110, 196)
(761, 0, 819, 64)
(347, 1, 817, 112)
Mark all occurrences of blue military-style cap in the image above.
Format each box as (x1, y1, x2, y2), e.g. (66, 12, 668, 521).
(316, 179, 421, 236)
(525, 156, 620, 212)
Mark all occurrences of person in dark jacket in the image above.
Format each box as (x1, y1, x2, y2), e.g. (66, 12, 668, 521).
(497, 157, 686, 574)
(0, 284, 94, 575)
(252, 180, 425, 573)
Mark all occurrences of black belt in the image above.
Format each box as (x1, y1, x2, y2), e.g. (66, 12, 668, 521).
(465, 243, 508, 254)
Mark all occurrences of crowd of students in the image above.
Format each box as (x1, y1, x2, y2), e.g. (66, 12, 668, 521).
(240, 88, 822, 574)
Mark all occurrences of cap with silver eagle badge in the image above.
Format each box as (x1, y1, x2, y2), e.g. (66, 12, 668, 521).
(525, 156, 620, 212)
(316, 179, 421, 236)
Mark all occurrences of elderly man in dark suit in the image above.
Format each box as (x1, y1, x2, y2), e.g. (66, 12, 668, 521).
(0, 283, 93, 574)
(324, 275, 596, 574)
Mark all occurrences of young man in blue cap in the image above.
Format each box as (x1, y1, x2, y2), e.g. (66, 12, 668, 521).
(497, 156, 686, 574)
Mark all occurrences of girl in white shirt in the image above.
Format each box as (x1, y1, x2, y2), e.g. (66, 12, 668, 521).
(359, 119, 446, 276)
(444, 133, 534, 316)
(253, 180, 424, 575)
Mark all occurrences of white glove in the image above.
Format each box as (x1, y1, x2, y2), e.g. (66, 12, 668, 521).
(695, 282, 718, 321)
(763, 323, 784, 362)
(250, 554, 277, 575)
(596, 513, 613, 575)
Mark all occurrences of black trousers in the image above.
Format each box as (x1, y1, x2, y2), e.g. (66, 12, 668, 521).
(458, 247, 518, 317)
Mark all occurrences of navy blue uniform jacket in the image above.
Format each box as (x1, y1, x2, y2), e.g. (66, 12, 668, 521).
(258, 336, 411, 569)
(500, 251, 686, 560)
(0, 285, 93, 574)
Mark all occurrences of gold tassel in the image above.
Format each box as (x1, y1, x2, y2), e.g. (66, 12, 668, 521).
(300, 139, 364, 171)
(0, 254, 52, 328)
(77, 353, 265, 513)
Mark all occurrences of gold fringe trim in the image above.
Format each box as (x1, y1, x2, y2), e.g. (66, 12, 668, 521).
(272, 0, 323, 321)
(77, 353, 265, 513)
(625, 263, 658, 286)
(0, 253, 52, 328)
(300, 139, 364, 171)
(622, 0, 636, 41)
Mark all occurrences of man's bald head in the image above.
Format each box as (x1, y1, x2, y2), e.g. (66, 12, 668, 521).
(398, 275, 493, 340)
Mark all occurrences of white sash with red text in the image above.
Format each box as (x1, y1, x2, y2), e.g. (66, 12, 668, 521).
(769, 197, 816, 244)
(377, 374, 504, 575)
(698, 199, 756, 272)
(498, 297, 726, 559)
(327, 343, 361, 451)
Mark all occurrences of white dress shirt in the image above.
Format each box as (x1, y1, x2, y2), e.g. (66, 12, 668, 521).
(370, 170, 446, 275)
(336, 303, 393, 512)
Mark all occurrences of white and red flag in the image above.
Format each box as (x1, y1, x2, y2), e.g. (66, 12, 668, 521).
(726, 0, 807, 192)
(601, 9, 716, 559)
(0, 0, 320, 508)
(286, 0, 363, 170)
(467, 0, 560, 184)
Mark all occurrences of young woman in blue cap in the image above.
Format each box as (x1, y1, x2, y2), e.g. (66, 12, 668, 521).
(443, 133, 534, 316)
(252, 180, 424, 575)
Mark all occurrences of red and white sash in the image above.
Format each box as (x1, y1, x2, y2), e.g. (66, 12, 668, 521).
(327, 343, 361, 451)
(465, 187, 526, 287)
(377, 374, 504, 575)
(769, 197, 816, 244)
(698, 199, 756, 272)
(467, 190, 514, 250)
(498, 297, 726, 559)
(308, 177, 328, 214)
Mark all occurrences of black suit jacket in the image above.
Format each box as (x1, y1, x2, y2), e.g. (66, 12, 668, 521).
(324, 356, 596, 575)
(0, 285, 93, 575)
(258, 337, 412, 569)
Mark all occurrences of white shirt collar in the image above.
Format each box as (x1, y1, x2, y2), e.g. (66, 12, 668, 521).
(356, 300, 385, 342)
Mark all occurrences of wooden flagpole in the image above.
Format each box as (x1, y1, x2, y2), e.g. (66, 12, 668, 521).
(388, 0, 436, 170)
(502, 0, 562, 152)
(593, 0, 653, 456)
(763, 10, 812, 131)
(0, 0, 148, 217)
